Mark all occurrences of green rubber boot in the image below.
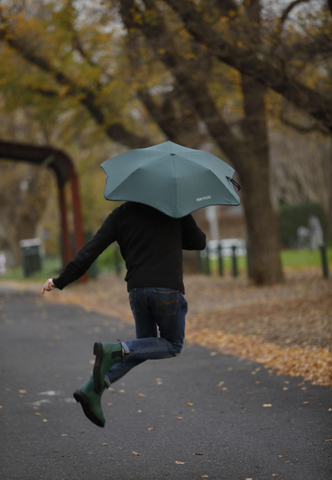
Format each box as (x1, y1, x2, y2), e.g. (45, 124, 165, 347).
(93, 341, 127, 393)
(73, 376, 106, 428)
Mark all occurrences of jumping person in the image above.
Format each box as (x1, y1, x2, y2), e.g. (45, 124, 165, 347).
(42, 201, 206, 427)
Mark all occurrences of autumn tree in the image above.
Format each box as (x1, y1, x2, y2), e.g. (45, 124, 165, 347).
(0, 1, 330, 282)
(116, 0, 284, 284)
(163, 0, 332, 132)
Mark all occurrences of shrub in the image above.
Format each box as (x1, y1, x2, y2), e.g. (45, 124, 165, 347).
(96, 244, 125, 272)
(278, 202, 327, 247)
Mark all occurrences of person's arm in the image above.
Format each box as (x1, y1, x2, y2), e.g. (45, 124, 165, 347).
(50, 209, 118, 291)
(181, 214, 206, 250)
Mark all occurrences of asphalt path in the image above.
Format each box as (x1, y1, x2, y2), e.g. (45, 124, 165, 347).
(0, 288, 331, 480)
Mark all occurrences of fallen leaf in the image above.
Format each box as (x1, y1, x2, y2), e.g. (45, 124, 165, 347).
(61, 434, 68, 436)
(102, 443, 108, 446)
(324, 438, 332, 442)
(202, 476, 209, 478)
(89, 360, 94, 365)
(19, 390, 27, 394)
(119, 390, 125, 393)
(277, 455, 283, 458)
(107, 403, 113, 406)
(303, 402, 309, 405)
(187, 402, 193, 406)
(210, 351, 217, 356)
(328, 408, 332, 412)
(132, 451, 141, 456)
(283, 387, 288, 391)
(86, 452, 93, 455)
(40, 270, 332, 387)
(175, 461, 186, 464)
(222, 387, 228, 390)
(138, 393, 146, 397)
(284, 460, 290, 463)
(177, 416, 183, 420)
(272, 475, 278, 477)
(146, 428, 155, 431)
(263, 404, 272, 407)
(43, 419, 48, 422)
(138, 410, 142, 413)
(35, 413, 41, 416)
(217, 381, 224, 387)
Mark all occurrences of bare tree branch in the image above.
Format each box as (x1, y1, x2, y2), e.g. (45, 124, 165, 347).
(163, 0, 332, 132)
(280, 0, 310, 26)
(280, 113, 329, 135)
(72, 35, 98, 69)
(328, 0, 332, 16)
(120, 0, 243, 164)
(270, 0, 311, 55)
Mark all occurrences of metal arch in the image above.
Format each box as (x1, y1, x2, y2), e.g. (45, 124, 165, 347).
(0, 141, 86, 280)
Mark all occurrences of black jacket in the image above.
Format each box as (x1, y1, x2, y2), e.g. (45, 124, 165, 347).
(53, 202, 206, 294)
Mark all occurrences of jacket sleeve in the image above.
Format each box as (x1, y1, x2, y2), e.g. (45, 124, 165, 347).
(181, 214, 206, 251)
(53, 209, 118, 290)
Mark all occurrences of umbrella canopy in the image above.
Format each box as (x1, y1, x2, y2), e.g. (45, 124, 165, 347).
(101, 141, 240, 218)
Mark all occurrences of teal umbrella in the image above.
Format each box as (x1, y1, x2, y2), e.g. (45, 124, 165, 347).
(101, 141, 240, 218)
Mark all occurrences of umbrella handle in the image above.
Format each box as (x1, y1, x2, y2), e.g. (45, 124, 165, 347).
(226, 176, 241, 191)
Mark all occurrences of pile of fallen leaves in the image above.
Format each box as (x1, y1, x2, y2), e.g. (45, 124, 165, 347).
(4, 266, 331, 386)
(184, 268, 332, 386)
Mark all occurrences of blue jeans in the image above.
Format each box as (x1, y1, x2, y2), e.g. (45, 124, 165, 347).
(105, 287, 188, 385)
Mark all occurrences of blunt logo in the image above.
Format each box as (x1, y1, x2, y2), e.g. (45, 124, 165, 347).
(196, 195, 211, 202)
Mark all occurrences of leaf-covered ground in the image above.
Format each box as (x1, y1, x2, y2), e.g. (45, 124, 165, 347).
(3, 267, 331, 386)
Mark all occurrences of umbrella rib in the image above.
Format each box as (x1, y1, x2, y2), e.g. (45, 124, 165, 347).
(173, 154, 237, 196)
(102, 152, 168, 191)
(173, 152, 232, 173)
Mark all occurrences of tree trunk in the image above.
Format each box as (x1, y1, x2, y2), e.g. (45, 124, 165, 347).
(120, 0, 284, 285)
(239, 74, 284, 284)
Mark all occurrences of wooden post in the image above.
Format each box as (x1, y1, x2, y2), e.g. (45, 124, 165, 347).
(320, 245, 329, 279)
(232, 245, 238, 277)
(69, 170, 87, 283)
(58, 183, 71, 267)
(218, 244, 223, 276)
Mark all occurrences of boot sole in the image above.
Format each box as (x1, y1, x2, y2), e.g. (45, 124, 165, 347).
(93, 341, 103, 393)
(73, 390, 105, 428)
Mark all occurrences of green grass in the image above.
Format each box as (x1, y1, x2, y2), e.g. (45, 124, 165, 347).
(1, 248, 331, 282)
(0, 257, 62, 283)
(206, 247, 332, 274)
(280, 248, 332, 268)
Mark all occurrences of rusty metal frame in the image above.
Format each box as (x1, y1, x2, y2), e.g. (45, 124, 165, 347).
(0, 141, 87, 281)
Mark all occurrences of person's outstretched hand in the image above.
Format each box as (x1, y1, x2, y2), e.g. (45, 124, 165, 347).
(42, 278, 56, 295)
